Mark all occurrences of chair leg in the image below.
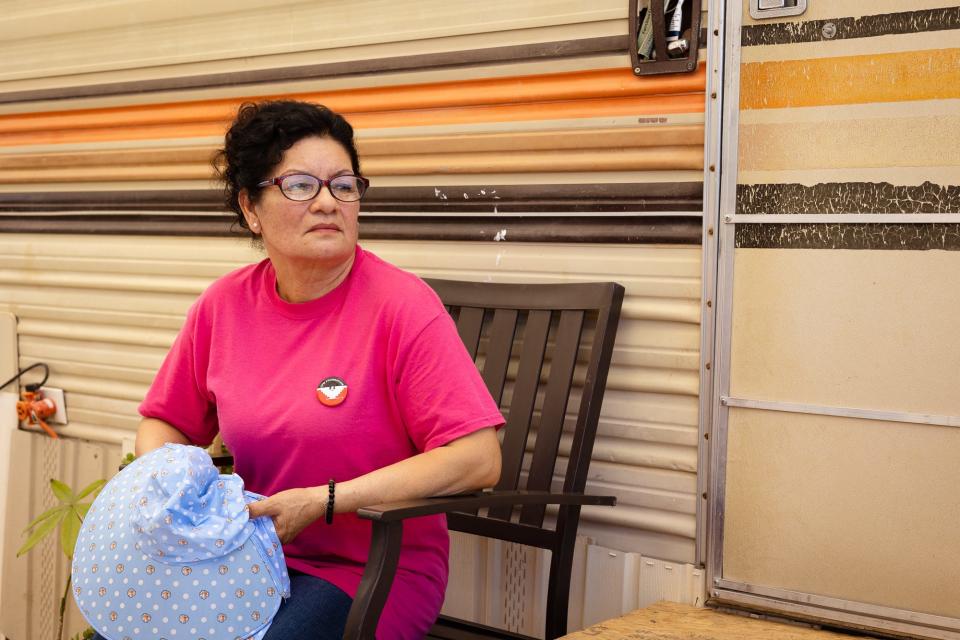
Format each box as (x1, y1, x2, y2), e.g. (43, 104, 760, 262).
(544, 507, 580, 639)
(544, 548, 573, 639)
(342, 520, 403, 640)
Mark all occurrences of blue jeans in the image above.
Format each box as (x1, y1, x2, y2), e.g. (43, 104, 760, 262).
(88, 569, 352, 640)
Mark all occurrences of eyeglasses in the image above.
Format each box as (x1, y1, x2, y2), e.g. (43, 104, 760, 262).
(257, 173, 370, 202)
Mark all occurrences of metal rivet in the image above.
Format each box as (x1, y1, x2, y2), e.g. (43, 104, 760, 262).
(713, 29, 719, 36)
(711, 92, 717, 99)
(709, 164, 716, 172)
(822, 22, 837, 39)
(634, 67, 642, 74)
(724, 214, 732, 223)
(708, 227, 714, 236)
(687, 62, 695, 70)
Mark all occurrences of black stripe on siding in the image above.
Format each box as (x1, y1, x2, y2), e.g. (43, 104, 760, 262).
(736, 223, 960, 250)
(0, 214, 702, 244)
(737, 182, 960, 215)
(742, 7, 960, 46)
(0, 36, 628, 105)
(0, 183, 704, 214)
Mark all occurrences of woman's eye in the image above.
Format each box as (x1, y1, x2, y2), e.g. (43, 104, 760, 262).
(281, 175, 317, 194)
(331, 179, 358, 194)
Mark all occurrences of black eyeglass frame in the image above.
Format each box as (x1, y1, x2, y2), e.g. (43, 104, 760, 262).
(256, 173, 371, 202)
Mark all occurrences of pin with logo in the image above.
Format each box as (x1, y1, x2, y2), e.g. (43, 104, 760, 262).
(316, 377, 348, 407)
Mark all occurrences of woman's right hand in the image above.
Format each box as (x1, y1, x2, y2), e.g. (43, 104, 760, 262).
(247, 486, 325, 544)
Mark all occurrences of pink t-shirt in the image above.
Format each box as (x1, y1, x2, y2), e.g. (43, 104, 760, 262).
(139, 246, 504, 639)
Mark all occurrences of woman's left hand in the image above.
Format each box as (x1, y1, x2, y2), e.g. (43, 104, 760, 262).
(247, 487, 324, 544)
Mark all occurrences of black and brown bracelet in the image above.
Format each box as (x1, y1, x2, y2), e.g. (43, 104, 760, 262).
(325, 479, 335, 525)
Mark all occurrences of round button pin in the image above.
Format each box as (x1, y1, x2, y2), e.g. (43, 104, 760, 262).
(316, 377, 348, 407)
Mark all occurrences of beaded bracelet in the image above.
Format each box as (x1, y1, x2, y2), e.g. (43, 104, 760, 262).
(325, 479, 335, 525)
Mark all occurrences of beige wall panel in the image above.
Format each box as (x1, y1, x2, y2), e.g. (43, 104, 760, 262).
(0, 0, 624, 83)
(739, 115, 960, 172)
(724, 407, 960, 618)
(741, 0, 959, 24)
(0, 234, 701, 559)
(730, 248, 960, 417)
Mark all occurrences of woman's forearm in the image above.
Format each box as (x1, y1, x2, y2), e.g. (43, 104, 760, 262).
(135, 417, 193, 456)
(332, 427, 502, 516)
(246, 427, 502, 543)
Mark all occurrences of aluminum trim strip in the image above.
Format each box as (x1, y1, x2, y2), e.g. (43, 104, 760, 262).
(721, 396, 960, 428)
(705, 0, 743, 591)
(696, 0, 727, 569)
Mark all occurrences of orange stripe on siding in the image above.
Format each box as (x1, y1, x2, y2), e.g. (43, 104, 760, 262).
(0, 95, 704, 147)
(740, 48, 960, 110)
(0, 66, 705, 146)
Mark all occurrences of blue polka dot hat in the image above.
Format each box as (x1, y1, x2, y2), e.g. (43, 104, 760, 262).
(72, 444, 291, 640)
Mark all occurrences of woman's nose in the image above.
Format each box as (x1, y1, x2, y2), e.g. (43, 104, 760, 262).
(307, 184, 338, 213)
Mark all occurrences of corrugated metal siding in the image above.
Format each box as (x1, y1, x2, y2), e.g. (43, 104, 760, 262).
(0, 1, 627, 92)
(0, 2, 708, 635)
(0, 234, 701, 563)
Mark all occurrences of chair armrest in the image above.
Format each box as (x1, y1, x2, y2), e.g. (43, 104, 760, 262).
(357, 489, 616, 522)
(344, 490, 615, 640)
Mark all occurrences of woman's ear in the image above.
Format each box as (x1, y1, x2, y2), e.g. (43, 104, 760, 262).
(238, 189, 261, 234)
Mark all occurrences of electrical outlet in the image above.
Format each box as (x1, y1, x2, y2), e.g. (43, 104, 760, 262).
(39, 386, 68, 424)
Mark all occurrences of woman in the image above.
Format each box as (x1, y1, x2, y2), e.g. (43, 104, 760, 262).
(129, 100, 504, 639)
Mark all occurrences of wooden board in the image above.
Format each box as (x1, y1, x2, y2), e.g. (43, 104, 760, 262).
(563, 601, 870, 640)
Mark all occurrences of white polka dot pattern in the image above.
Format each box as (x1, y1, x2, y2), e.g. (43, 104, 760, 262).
(71, 444, 291, 640)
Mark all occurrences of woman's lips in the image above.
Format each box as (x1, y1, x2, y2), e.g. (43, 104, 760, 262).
(306, 223, 340, 233)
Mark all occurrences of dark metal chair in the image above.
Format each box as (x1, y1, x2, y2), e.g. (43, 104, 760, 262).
(344, 278, 625, 640)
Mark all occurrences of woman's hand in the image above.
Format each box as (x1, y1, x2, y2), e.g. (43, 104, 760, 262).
(247, 487, 325, 544)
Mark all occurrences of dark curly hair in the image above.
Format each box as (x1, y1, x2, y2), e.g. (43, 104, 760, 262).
(214, 100, 361, 233)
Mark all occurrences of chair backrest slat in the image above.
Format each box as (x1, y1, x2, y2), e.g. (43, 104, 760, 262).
(487, 309, 551, 521)
(455, 306, 485, 359)
(480, 308, 519, 404)
(519, 309, 584, 526)
(561, 301, 620, 495)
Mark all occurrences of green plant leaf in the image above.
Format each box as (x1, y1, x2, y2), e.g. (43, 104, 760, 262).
(60, 509, 82, 559)
(76, 479, 106, 500)
(22, 504, 68, 533)
(16, 508, 65, 556)
(75, 502, 92, 519)
(49, 478, 75, 505)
